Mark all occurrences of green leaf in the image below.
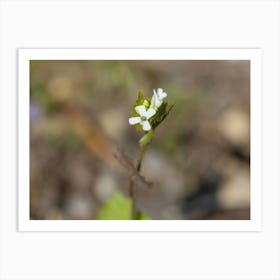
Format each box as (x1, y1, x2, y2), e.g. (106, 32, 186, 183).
(97, 192, 132, 220)
(96, 192, 151, 220)
(139, 130, 154, 148)
(136, 211, 150, 220)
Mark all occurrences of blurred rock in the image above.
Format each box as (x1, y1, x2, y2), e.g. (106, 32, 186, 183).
(64, 193, 95, 219)
(217, 169, 250, 209)
(48, 75, 73, 101)
(31, 117, 66, 137)
(142, 150, 186, 202)
(94, 170, 118, 202)
(66, 155, 94, 191)
(218, 108, 249, 147)
(162, 204, 183, 220)
(99, 108, 127, 141)
(222, 156, 244, 177)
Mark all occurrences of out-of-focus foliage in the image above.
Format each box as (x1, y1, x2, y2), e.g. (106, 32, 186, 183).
(97, 192, 132, 220)
(97, 192, 149, 220)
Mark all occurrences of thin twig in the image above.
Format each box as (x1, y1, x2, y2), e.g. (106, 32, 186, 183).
(113, 148, 152, 189)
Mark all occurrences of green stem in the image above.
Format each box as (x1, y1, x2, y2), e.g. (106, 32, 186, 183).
(136, 145, 147, 172)
(129, 145, 147, 220)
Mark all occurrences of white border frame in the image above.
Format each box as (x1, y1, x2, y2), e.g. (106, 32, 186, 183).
(18, 48, 262, 232)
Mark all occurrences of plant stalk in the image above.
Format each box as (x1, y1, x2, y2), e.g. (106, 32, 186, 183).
(129, 145, 147, 220)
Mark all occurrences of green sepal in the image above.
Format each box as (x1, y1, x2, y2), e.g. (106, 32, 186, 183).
(132, 92, 145, 117)
(133, 123, 142, 131)
(139, 130, 154, 148)
(151, 102, 174, 130)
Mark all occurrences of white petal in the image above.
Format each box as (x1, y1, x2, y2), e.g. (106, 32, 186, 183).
(135, 105, 147, 117)
(157, 99, 163, 107)
(142, 120, 151, 131)
(146, 107, 156, 119)
(157, 88, 163, 95)
(158, 91, 167, 99)
(150, 94, 156, 107)
(154, 95, 162, 107)
(128, 117, 141, 125)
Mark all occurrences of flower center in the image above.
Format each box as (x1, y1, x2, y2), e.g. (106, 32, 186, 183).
(141, 116, 147, 121)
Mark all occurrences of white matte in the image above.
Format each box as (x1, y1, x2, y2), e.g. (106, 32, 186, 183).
(0, 1, 279, 280)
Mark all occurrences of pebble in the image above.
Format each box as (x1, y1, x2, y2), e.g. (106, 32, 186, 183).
(217, 169, 250, 209)
(64, 193, 95, 219)
(218, 108, 249, 147)
(99, 108, 127, 141)
(93, 170, 117, 202)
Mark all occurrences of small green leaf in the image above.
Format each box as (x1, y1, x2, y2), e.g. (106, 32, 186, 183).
(139, 130, 154, 148)
(97, 192, 131, 220)
(133, 123, 143, 131)
(136, 211, 150, 220)
(97, 192, 151, 220)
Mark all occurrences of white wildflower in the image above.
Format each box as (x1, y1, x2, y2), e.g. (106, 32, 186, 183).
(150, 88, 167, 109)
(128, 105, 156, 131)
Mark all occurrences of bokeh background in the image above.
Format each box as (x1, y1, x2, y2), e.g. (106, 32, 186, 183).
(30, 60, 250, 220)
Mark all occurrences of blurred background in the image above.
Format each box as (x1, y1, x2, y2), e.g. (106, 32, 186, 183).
(30, 60, 250, 220)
